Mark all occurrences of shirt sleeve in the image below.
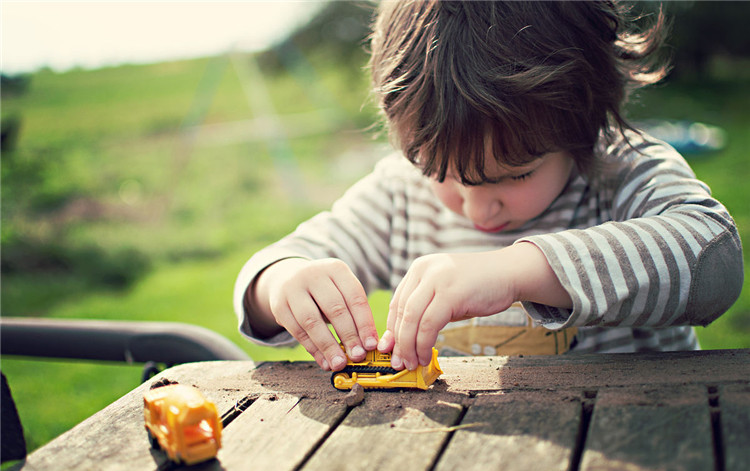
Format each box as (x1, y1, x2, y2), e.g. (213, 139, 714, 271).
(232, 157, 398, 345)
(518, 135, 744, 330)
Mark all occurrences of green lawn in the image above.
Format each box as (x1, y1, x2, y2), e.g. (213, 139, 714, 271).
(1, 52, 383, 451)
(1, 53, 748, 453)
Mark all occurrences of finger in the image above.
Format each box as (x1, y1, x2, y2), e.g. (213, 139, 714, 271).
(308, 276, 365, 362)
(387, 274, 406, 334)
(415, 299, 450, 366)
(390, 271, 420, 362)
(378, 303, 398, 353)
(377, 329, 395, 353)
(329, 269, 378, 352)
(395, 285, 435, 371)
(287, 293, 348, 371)
(272, 301, 329, 370)
(378, 280, 403, 353)
(386, 274, 411, 368)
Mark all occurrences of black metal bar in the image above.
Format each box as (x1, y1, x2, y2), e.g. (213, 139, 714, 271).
(0, 317, 251, 365)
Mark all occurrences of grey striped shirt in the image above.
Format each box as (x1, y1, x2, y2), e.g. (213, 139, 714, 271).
(234, 131, 743, 354)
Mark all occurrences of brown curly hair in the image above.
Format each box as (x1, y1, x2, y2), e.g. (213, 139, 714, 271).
(369, 1, 668, 184)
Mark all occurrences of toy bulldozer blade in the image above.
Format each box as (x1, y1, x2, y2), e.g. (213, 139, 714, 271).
(331, 347, 443, 390)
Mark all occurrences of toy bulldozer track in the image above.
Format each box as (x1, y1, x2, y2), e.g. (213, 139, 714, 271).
(331, 346, 442, 390)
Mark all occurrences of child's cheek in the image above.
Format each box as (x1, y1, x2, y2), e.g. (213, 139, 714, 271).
(430, 181, 464, 215)
(506, 186, 552, 221)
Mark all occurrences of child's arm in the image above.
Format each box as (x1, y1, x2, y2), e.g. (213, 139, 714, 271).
(233, 156, 404, 369)
(516, 139, 743, 333)
(244, 257, 379, 371)
(385, 135, 743, 368)
(379, 242, 571, 370)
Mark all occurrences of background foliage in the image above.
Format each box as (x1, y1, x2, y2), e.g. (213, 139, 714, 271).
(1, 1, 748, 453)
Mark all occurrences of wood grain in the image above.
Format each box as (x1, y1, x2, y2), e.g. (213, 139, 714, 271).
(435, 392, 582, 471)
(218, 394, 347, 470)
(303, 392, 463, 471)
(581, 386, 714, 471)
(720, 383, 750, 471)
(16, 350, 750, 471)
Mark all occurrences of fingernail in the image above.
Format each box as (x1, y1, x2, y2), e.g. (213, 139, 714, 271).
(378, 330, 392, 351)
(352, 345, 365, 358)
(365, 337, 378, 350)
(331, 355, 346, 370)
(391, 353, 403, 369)
(404, 359, 415, 371)
(322, 359, 330, 370)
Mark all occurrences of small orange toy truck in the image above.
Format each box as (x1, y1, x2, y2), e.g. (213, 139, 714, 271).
(331, 346, 443, 390)
(143, 383, 222, 465)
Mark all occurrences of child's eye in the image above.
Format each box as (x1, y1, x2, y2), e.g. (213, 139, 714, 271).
(510, 170, 534, 181)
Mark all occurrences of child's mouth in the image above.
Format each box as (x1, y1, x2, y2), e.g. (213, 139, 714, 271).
(474, 222, 509, 233)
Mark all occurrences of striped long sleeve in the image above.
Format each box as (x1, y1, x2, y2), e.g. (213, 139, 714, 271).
(519, 135, 743, 348)
(234, 130, 743, 353)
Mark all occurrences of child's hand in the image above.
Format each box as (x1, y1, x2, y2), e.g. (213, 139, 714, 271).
(257, 258, 379, 371)
(378, 242, 572, 370)
(379, 251, 517, 370)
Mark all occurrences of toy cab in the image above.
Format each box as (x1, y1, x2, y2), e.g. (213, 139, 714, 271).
(143, 384, 222, 465)
(331, 346, 442, 390)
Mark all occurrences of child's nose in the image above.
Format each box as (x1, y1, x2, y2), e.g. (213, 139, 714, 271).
(463, 188, 501, 224)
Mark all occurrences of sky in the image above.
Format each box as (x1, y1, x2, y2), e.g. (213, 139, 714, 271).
(1, 1, 326, 74)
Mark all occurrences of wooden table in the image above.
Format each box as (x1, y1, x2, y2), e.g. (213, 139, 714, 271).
(14, 349, 750, 471)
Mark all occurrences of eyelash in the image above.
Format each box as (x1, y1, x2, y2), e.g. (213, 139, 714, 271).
(444, 169, 535, 185)
(510, 170, 534, 181)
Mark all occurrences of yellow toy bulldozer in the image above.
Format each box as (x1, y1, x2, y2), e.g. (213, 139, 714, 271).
(331, 346, 442, 390)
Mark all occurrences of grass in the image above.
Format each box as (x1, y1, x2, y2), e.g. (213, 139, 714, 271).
(627, 78, 750, 349)
(1, 52, 749, 453)
(1, 255, 392, 451)
(1, 51, 383, 451)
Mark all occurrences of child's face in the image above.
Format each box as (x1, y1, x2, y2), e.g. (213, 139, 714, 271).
(429, 151, 574, 233)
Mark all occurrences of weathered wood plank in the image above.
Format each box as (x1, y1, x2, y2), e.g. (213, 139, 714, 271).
(302, 391, 464, 471)
(434, 391, 582, 471)
(581, 386, 714, 471)
(217, 393, 348, 470)
(442, 349, 750, 393)
(18, 361, 254, 471)
(15, 351, 750, 471)
(17, 388, 155, 471)
(721, 383, 750, 471)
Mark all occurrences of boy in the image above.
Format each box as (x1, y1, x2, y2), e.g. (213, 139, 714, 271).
(234, 1, 743, 372)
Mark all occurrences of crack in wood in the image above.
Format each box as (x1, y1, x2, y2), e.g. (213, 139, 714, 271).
(707, 385, 724, 471)
(291, 402, 354, 471)
(221, 394, 258, 428)
(426, 405, 469, 471)
(285, 395, 306, 415)
(567, 390, 597, 471)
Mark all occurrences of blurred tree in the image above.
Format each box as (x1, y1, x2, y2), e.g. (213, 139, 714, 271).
(265, 1, 750, 81)
(258, 1, 375, 73)
(657, 1, 750, 79)
(1, 115, 22, 154)
(1, 74, 30, 153)
(1, 74, 31, 99)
